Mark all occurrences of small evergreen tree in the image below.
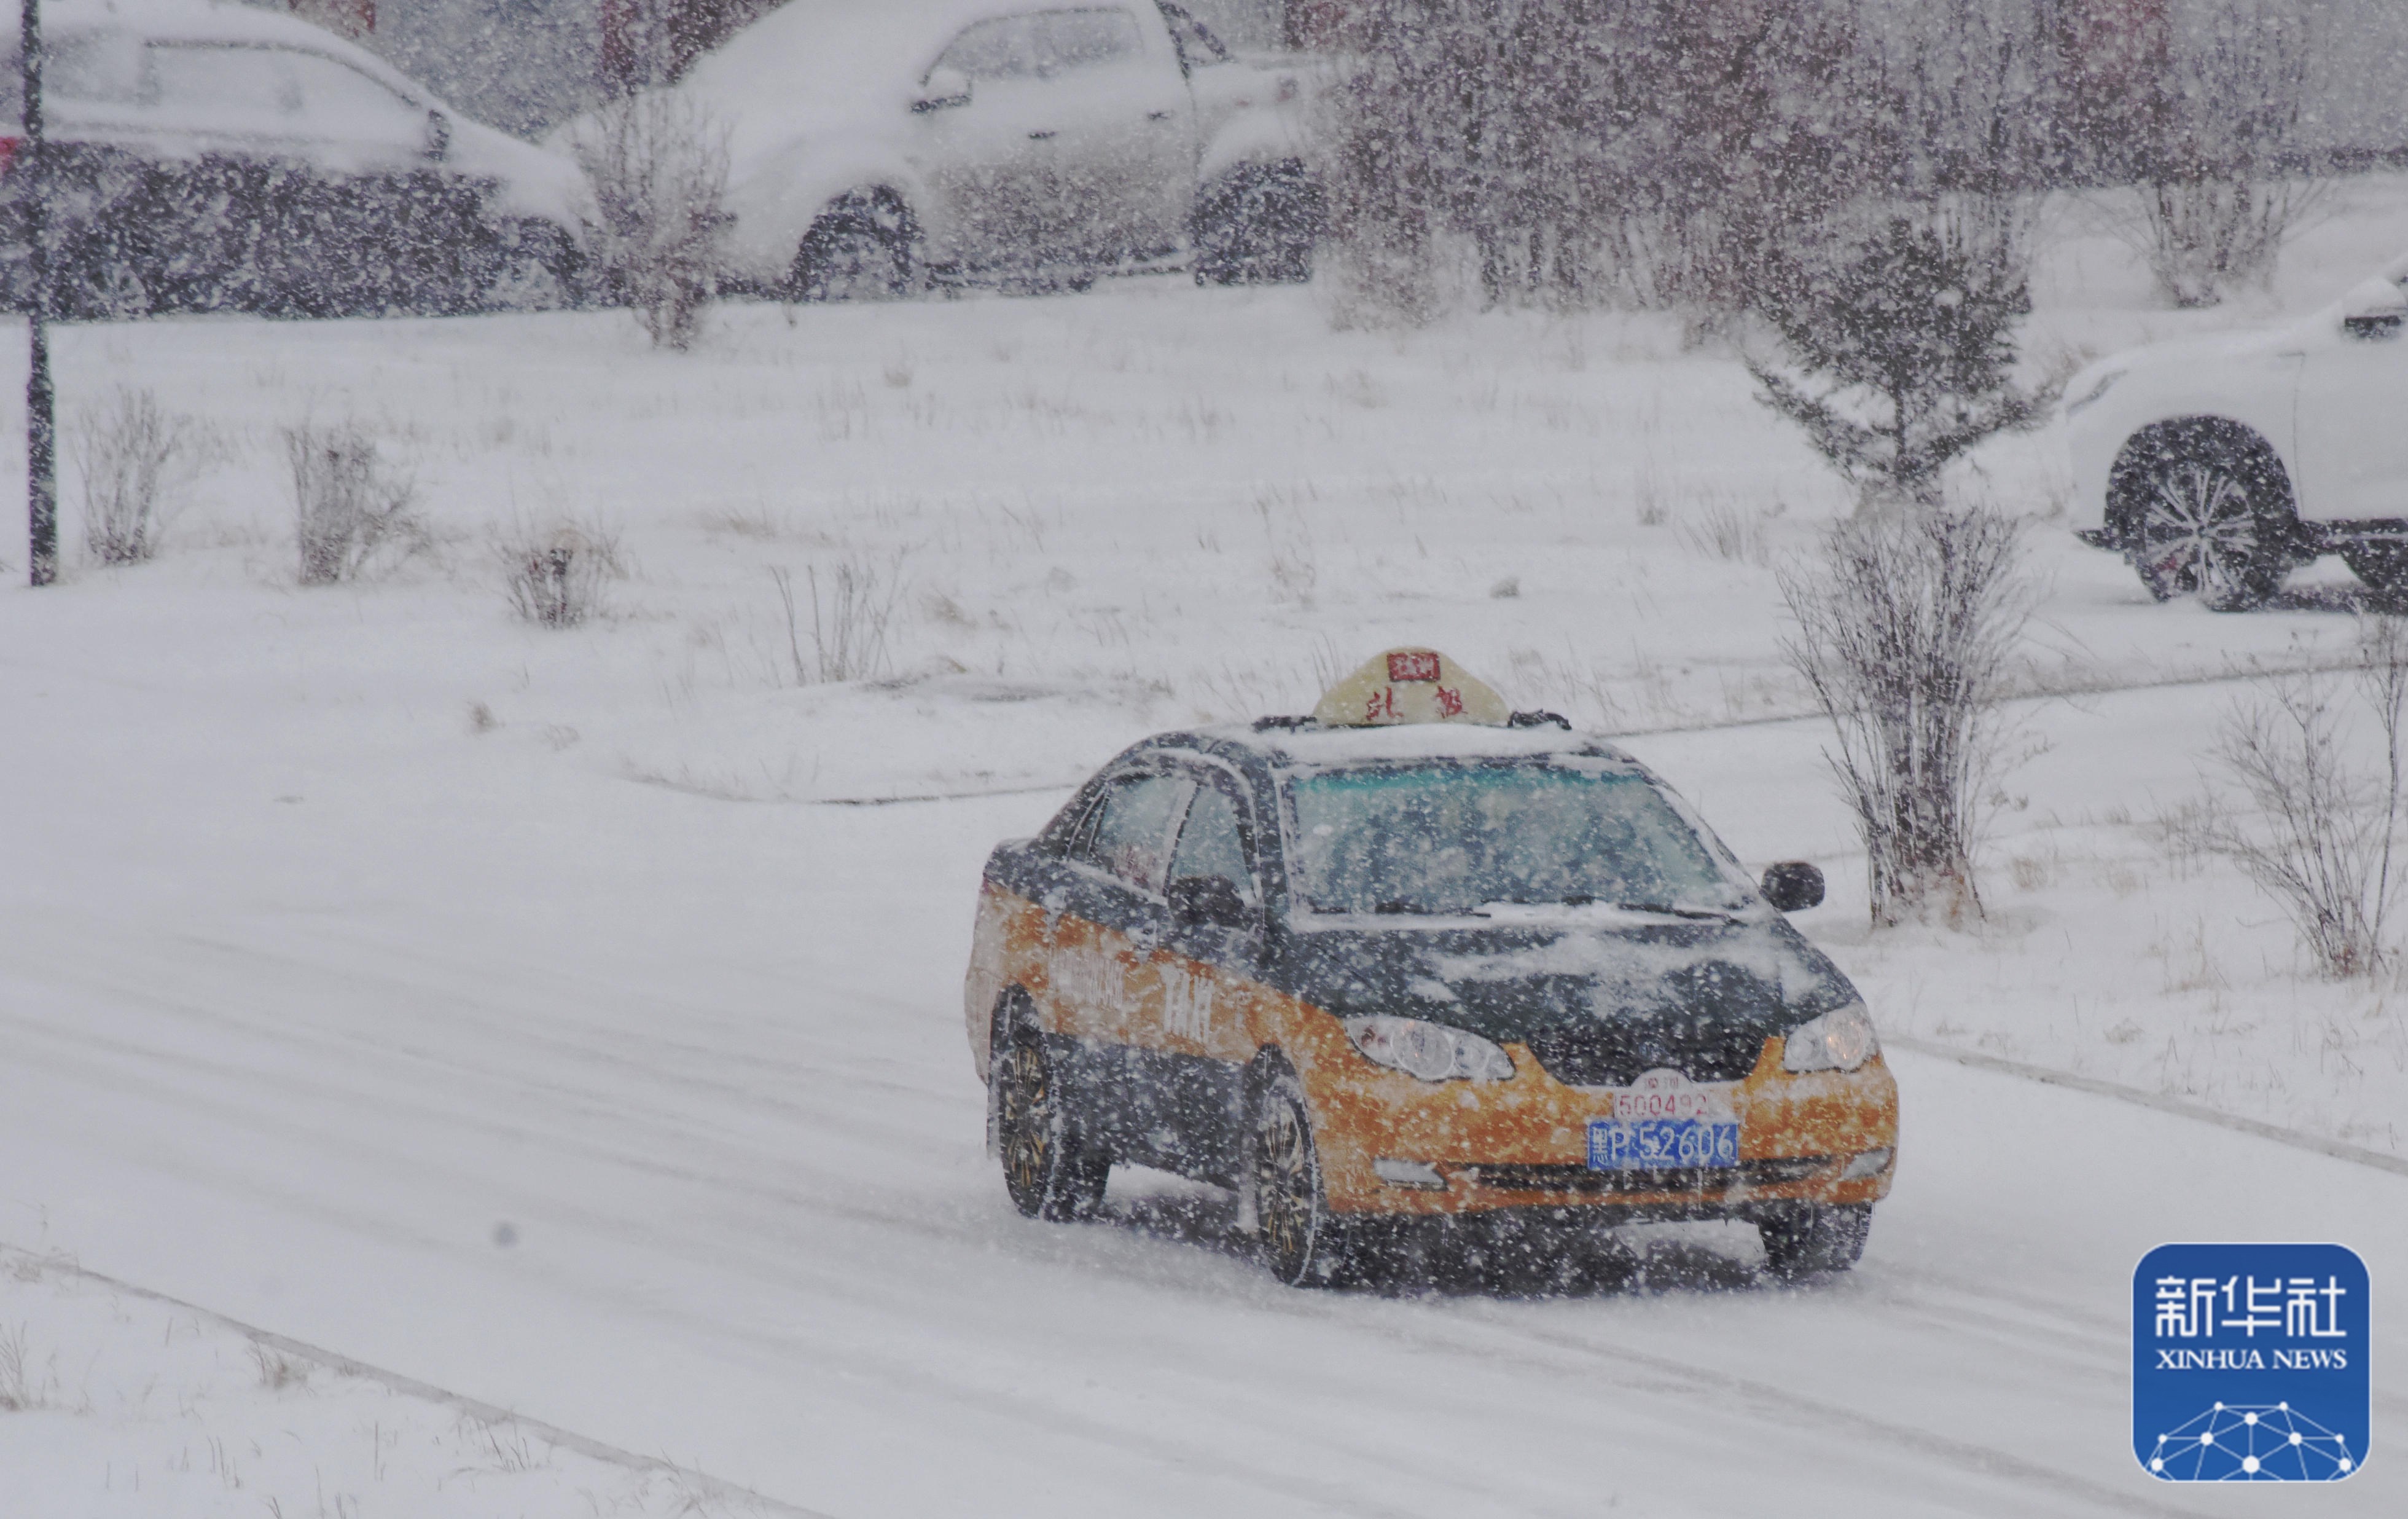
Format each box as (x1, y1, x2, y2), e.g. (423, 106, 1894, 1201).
(1746, 211, 2060, 509)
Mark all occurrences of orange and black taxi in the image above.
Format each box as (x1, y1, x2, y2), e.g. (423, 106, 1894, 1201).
(963, 648, 1898, 1286)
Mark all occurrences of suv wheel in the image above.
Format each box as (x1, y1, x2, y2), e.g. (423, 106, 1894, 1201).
(790, 191, 917, 303)
(2117, 425, 2296, 611)
(1194, 162, 1320, 287)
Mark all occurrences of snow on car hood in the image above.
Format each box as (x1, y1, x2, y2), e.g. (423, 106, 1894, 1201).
(1280, 914, 1856, 1045)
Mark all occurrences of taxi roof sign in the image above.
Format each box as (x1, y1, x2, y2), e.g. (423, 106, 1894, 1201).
(1310, 647, 1512, 728)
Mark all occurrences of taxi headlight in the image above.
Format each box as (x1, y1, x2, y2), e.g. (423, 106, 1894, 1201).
(1343, 1016, 1515, 1082)
(1781, 1000, 1879, 1074)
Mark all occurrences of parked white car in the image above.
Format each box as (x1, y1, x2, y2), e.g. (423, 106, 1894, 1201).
(666, 0, 1319, 298)
(3, 0, 588, 316)
(2066, 254, 2408, 609)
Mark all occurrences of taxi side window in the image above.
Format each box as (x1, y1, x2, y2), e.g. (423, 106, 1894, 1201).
(1075, 771, 1187, 893)
(1168, 781, 1257, 905)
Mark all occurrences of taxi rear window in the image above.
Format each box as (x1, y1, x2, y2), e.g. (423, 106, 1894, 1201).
(1286, 763, 1740, 916)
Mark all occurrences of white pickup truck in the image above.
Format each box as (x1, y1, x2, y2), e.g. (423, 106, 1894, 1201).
(673, 0, 1319, 297)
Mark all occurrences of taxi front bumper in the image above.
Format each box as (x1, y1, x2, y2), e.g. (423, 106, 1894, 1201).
(1303, 1035, 1899, 1218)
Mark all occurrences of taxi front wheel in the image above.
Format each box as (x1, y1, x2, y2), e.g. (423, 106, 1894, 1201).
(997, 1029, 1108, 1222)
(1249, 1075, 1362, 1287)
(1757, 1203, 1872, 1281)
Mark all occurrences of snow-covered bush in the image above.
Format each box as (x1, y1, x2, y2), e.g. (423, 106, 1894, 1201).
(1780, 503, 2032, 926)
(71, 387, 203, 565)
(568, 90, 730, 351)
(1746, 207, 2062, 510)
(2189, 620, 2408, 979)
(284, 422, 424, 585)
(498, 516, 623, 628)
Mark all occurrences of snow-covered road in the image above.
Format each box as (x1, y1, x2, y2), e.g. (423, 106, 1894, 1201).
(3, 648, 2401, 1517)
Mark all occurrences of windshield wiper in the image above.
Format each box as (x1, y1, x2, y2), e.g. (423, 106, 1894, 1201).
(1612, 900, 1740, 920)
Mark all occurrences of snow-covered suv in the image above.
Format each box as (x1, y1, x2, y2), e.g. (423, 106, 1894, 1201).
(1, 0, 588, 317)
(672, 0, 1319, 298)
(2066, 254, 2408, 610)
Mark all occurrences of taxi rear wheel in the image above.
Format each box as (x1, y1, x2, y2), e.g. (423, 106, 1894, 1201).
(997, 1029, 1108, 1222)
(1250, 1075, 1359, 1287)
(1757, 1203, 1872, 1281)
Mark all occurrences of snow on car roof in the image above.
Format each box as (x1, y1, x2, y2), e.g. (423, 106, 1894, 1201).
(681, 0, 1033, 158)
(27, 0, 434, 103)
(1197, 719, 1632, 770)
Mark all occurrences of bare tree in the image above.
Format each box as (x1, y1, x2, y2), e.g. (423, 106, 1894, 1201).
(71, 387, 203, 565)
(1780, 503, 2033, 925)
(2117, 2, 2322, 308)
(568, 90, 730, 350)
(2194, 619, 2408, 978)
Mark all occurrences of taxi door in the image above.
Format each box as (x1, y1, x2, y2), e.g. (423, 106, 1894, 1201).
(1046, 766, 1189, 1142)
(1146, 763, 1266, 1182)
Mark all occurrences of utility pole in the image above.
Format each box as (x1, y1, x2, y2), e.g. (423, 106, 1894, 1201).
(19, 0, 52, 586)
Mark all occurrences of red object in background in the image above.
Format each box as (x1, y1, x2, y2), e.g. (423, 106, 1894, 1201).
(0, 137, 20, 178)
(287, 0, 375, 39)
(600, 0, 770, 89)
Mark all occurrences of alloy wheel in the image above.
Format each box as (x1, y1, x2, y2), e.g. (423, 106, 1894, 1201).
(2136, 458, 2278, 610)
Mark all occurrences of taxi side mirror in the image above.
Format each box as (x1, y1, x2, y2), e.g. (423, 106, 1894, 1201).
(1168, 874, 1253, 930)
(1761, 861, 1825, 913)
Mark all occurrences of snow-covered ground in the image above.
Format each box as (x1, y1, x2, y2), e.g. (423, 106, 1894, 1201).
(7, 179, 2408, 1513)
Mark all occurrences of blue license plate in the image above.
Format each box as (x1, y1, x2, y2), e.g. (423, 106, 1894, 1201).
(1587, 1118, 1741, 1170)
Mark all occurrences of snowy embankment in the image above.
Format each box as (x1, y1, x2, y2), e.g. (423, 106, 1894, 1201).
(5, 179, 2408, 1513)
(0, 1250, 776, 1518)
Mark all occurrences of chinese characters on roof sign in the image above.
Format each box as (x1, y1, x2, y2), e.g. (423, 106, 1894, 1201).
(2132, 1242, 2369, 1481)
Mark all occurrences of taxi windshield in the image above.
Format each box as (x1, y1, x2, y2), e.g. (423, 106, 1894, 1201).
(1285, 762, 1743, 917)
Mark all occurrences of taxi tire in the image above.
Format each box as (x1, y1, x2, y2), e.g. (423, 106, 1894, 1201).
(996, 1028, 1109, 1222)
(1249, 1074, 1363, 1288)
(1757, 1202, 1872, 1281)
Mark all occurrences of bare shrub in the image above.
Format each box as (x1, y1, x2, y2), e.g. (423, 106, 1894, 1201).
(249, 1343, 311, 1391)
(1679, 500, 1770, 564)
(772, 559, 902, 684)
(2114, 3, 2323, 308)
(498, 516, 622, 627)
(1780, 503, 2033, 925)
(2192, 619, 2408, 979)
(284, 422, 425, 585)
(0, 1324, 52, 1411)
(71, 387, 204, 564)
(569, 90, 730, 350)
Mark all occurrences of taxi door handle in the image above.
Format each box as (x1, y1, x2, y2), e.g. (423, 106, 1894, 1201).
(1146, 110, 1173, 122)
(1028, 129, 1057, 140)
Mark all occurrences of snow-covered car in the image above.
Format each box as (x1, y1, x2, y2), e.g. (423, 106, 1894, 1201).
(666, 0, 1319, 299)
(963, 648, 1899, 1287)
(2066, 253, 2408, 610)
(1, 0, 588, 317)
